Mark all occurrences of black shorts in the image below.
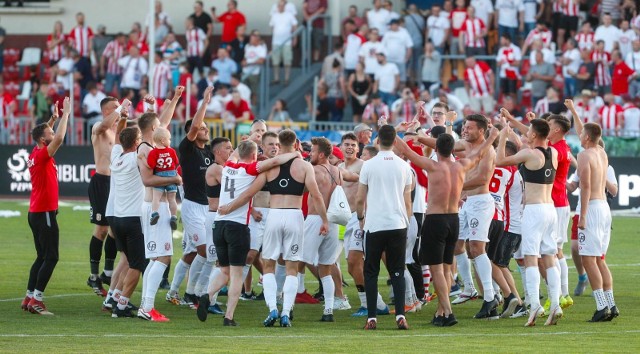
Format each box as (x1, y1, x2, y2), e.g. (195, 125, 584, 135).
(494, 231, 522, 267)
(88, 173, 110, 226)
(111, 217, 145, 271)
(500, 79, 517, 95)
(486, 219, 505, 263)
(212, 220, 250, 267)
(563, 16, 579, 32)
(28, 210, 60, 262)
(420, 214, 459, 265)
(106, 216, 125, 252)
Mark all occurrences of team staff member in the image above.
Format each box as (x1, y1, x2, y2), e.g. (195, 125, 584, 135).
(22, 98, 70, 315)
(357, 124, 413, 330)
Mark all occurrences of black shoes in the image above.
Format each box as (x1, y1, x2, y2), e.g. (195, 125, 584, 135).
(197, 294, 210, 322)
(320, 313, 335, 322)
(223, 317, 238, 326)
(474, 297, 499, 320)
(433, 313, 458, 327)
(588, 307, 611, 322)
(112, 307, 134, 318)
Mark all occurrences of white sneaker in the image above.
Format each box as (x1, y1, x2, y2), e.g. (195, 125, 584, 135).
(333, 296, 352, 310)
(544, 305, 563, 326)
(524, 305, 545, 327)
(452, 290, 478, 305)
(137, 308, 151, 321)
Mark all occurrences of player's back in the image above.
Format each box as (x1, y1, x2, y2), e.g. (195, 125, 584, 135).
(217, 161, 259, 224)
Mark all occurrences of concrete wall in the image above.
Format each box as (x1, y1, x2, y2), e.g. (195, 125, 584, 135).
(0, 0, 405, 35)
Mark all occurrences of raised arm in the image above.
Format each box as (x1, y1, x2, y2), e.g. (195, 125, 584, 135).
(565, 99, 583, 136)
(394, 135, 436, 171)
(188, 86, 213, 141)
(95, 99, 130, 135)
(460, 127, 499, 172)
(496, 124, 531, 166)
(503, 107, 529, 135)
(158, 85, 184, 128)
(46, 101, 59, 128)
(47, 97, 70, 157)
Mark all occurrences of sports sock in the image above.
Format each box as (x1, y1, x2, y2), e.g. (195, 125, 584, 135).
(604, 290, 616, 308)
(356, 285, 366, 308)
(546, 266, 561, 309)
(455, 253, 475, 294)
(525, 267, 541, 309)
(474, 254, 494, 302)
(33, 290, 43, 301)
(262, 273, 278, 312)
(517, 264, 528, 304)
(25, 290, 34, 299)
(297, 272, 306, 294)
(186, 255, 206, 294)
(422, 265, 431, 294)
(376, 293, 387, 310)
(275, 263, 286, 293)
(89, 236, 104, 276)
(117, 295, 129, 310)
(558, 257, 569, 296)
(404, 269, 414, 305)
(113, 289, 122, 301)
(141, 260, 155, 303)
(593, 289, 607, 310)
(143, 261, 167, 311)
(195, 261, 213, 296)
(170, 259, 190, 293)
(321, 275, 335, 312)
(103, 236, 116, 275)
(282, 275, 298, 317)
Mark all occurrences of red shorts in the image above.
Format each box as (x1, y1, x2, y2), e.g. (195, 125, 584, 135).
(570, 214, 579, 240)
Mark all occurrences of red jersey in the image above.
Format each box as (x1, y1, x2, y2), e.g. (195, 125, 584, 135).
(460, 18, 486, 48)
(28, 145, 59, 212)
(611, 61, 635, 96)
(127, 40, 149, 57)
(68, 25, 94, 57)
(226, 99, 254, 121)
(147, 146, 180, 173)
(599, 104, 623, 131)
(449, 9, 467, 37)
(218, 11, 247, 43)
(550, 139, 571, 207)
(464, 61, 493, 97)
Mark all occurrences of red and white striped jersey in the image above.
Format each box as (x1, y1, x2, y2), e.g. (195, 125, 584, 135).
(216, 161, 260, 225)
(102, 40, 125, 75)
(552, 0, 564, 13)
(599, 104, 623, 131)
(524, 29, 552, 48)
(464, 61, 493, 97)
(149, 61, 172, 99)
(496, 44, 522, 79)
(575, 100, 597, 123)
(534, 97, 550, 116)
(68, 25, 94, 57)
(591, 50, 612, 87)
(504, 168, 523, 234)
(563, 0, 579, 16)
(575, 32, 595, 51)
(186, 28, 207, 57)
(47, 33, 67, 62)
(460, 18, 486, 48)
(490, 166, 516, 221)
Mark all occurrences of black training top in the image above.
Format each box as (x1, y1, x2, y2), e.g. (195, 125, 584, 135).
(205, 162, 221, 199)
(520, 147, 556, 185)
(179, 137, 214, 205)
(266, 158, 305, 196)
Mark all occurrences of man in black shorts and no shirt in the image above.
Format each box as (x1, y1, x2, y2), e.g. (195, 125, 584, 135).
(395, 121, 499, 326)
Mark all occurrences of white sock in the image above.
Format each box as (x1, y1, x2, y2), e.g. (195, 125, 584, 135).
(593, 289, 607, 310)
(195, 260, 213, 296)
(558, 257, 569, 296)
(143, 261, 167, 311)
(113, 289, 122, 301)
(297, 272, 306, 294)
(455, 253, 475, 294)
(170, 259, 190, 293)
(33, 290, 43, 301)
(358, 291, 367, 308)
(186, 255, 206, 294)
(525, 267, 541, 309)
(321, 275, 335, 312)
(474, 254, 494, 302)
(376, 293, 387, 310)
(275, 263, 287, 293)
(263, 273, 278, 312)
(104, 270, 113, 277)
(404, 269, 414, 305)
(546, 266, 561, 309)
(117, 295, 129, 310)
(517, 264, 528, 304)
(282, 275, 298, 317)
(604, 289, 616, 308)
(492, 280, 500, 295)
(242, 264, 252, 285)
(141, 260, 154, 302)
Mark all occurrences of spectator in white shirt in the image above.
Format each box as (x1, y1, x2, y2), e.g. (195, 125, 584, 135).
(522, 0, 543, 36)
(426, 5, 450, 54)
(358, 28, 384, 77)
(270, 0, 298, 85)
(594, 13, 622, 53)
(421, 42, 442, 92)
(618, 20, 637, 60)
(470, 0, 494, 30)
(561, 38, 582, 98)
(367, 0, 391, 36)
(404, 4, 425, 79)
(384, 1, 401, 21)
(118, 45, 148, 106)
(82, 81, 106, 139)
(528, 39, 555, 65)
(269, 0, 297, 17)
(625, 40, 640, 98)
(55, 48, 75, 92)
(344, 21, 367, 77)
(230, 74, 251, 103)
(494, 0, 524, 53)
(381, 19, 413, 85)
(622, 94, 640, 135)
(242, 30, 267, 106)
(373, 49, 400, 108)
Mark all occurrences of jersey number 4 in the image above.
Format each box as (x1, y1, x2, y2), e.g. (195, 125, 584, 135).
(224, 178, 236, 198)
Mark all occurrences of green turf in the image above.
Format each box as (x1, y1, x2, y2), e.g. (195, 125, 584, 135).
(0, 200, 639, 353)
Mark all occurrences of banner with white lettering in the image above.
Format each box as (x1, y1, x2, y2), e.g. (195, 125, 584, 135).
(2, 145, 95, 197)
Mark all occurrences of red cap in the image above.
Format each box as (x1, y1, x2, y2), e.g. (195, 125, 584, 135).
(332, 146, 344, 161)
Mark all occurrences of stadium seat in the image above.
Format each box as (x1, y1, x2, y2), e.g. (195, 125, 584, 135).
(17, 47, 42, 67)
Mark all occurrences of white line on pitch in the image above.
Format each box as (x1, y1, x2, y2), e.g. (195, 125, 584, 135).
(0, 293, 94, 302)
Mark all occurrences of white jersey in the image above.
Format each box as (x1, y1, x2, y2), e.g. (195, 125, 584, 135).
(505, 169, 524, 234)
(110, 144, 145, 217)
(216, 161, 260, 225)
(489, 166, 516, 221)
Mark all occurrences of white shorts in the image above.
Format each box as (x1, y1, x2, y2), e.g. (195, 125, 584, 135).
(302, 215, 339, 266)
(249, 207, 270, 251)
(141, 201, 173, 258)
(406, 215, 418, 264)
(578, 200, 612, 257)
(459, 194, 494, 242)
(181, 199, 208, 253)
(205, 211, 218, 262)
(262, 209, 304, 262)
(555, 206, 571, 246)
(343, 212, 364, 258)
(521, 204, 557, 257)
